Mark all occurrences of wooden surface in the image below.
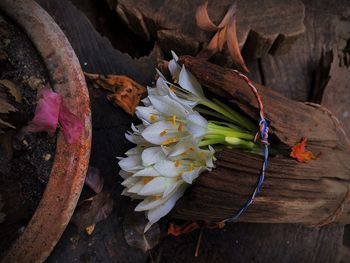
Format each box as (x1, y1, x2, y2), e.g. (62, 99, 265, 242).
(32, 0, 348, 262)
(173, 56, 350, 225)
(109, 0, 305, 58)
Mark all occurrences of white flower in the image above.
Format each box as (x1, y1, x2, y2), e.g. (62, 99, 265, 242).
(118, 141, 215, 231)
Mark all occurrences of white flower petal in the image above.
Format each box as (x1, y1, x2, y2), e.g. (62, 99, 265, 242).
(133, 166, 160, 177)
(119, 170, 130, 179)
(141, 146, 166, 166)
(138, 177, 175, 196)
(146, 184, 187, 223)
(125, 146, 142, 156)
(127, 180, 145, 194)
(118, 155, 143, 172)
(136, 106, 162, 124)
(142, 120, 184, 145)
(121, 176, 139, 188)
(182, 167, 202, 184)
(186, 113, 208, 139)
(135, 196, 167, 211)
(178, 65, 204, 98)
(163, 180, 183, 197)
(153, 159, 184, 177)
(149, 95, 191, 118)
(168, 59, 181, 81)
(168, 138, 196, 157)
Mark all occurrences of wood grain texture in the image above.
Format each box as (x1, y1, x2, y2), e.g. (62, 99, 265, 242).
(110, 0, 305, 57)
(173, 56, 350, 225)
(35, 0, 346, 262)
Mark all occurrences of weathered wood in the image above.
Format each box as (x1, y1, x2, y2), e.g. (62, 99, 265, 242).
(173, 56, 350, 225)
(109, 0, 305, 58)
(36, 1, 345, 262)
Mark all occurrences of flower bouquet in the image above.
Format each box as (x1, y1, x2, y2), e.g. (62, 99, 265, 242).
(119, 53, 350, 231)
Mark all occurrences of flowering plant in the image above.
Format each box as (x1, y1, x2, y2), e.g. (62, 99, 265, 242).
(118, 52, 263, 231)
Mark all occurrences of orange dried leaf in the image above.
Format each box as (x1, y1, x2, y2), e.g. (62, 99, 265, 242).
(168, 221, 200, 237)
(290, 137, 317, 163)
(85, 73, 145, 115)
(226, 14, 249, 72)
(195, 1, 218, 32)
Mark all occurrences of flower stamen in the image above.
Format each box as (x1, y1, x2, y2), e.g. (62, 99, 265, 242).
(188, 163, 194, 172)
(161, 137, 179, 145)
(149, 114, 158, 122)
(175, 159, 180, 167)
(166, 115, 177, 126)
(160, 130, 168, 136)
(143, 176, 153, 184)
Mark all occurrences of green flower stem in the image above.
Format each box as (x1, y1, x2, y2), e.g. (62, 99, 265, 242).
(199, 98, 255, 131)
(198, 137, 226, 147)
(195, 107, 233, 122)
(206, 128, 254, 140)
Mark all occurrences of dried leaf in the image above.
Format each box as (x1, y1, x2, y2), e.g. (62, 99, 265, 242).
(58, 103, 83, 144)
(23, 76, 44, 90)
(0, 118, 15, 129)
(0, 79, 22, 103)
(27, 88, 62, 134)
(168, 221, 200, 237)
(290, 137, 317, 163)
(85, 166, 104, 194)
(123, 203, 160, 252)
(85, 73, 145, 115)
(0, 97, 17, 114)
(226, 13, 249, 72)
(195, 1, 218, 32)
(86, 224, 96, 235)
(71, 191, 114, 232)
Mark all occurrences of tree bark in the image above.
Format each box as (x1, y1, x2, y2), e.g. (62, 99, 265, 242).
(173, 56, 350, 225)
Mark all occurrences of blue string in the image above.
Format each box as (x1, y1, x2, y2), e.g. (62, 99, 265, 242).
(223, 73, 269, 223)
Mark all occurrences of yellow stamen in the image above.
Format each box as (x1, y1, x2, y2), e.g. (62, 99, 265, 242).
(154, 195, 161, 200)
(170, 85, 176, 92)
(160, 130, 167, 136)
(175, 160, 180, 167)
(161, 137, 178, 145)
(178, 172, 183, 177)
(149, 114, 158, 122)
(188, 163, 193, 172)
(143, 176, 153, 184)
(166, 115, 177, 126)
(181, 150, 188, 156)
(189, 147, 195, 151)
(178, 122, 184, 132)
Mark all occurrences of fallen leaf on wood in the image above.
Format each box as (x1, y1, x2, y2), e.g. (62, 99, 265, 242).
(290, 137, 317, 163)
(0, 79, 22, 103)
(123, 203, 160, 252)
(168, 221, 200, 237)
(195, 1, 218, 32)
(85, 73, 145, 115)
(196, 2, 248, 72)
(85, 166, 104, 194)
(226, 10, 249, 72)
(71, 191, 114, 232)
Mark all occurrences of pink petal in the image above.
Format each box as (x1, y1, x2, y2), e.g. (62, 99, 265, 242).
(58, 103, 83, 144)
(85, 166, 104, 193)
(27, 88, 62, 135)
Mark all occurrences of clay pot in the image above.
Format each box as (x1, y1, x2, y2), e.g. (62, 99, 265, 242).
(0, 0, 91, 262)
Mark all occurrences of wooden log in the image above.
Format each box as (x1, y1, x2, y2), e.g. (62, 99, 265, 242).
(173, 56, 350, 225)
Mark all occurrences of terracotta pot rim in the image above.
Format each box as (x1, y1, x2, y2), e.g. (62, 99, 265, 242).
(0, 0, 92, 262)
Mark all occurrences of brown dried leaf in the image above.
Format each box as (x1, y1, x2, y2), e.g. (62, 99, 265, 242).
(85, 224, 96, 235)
(195, 1, 218, 32)
(85, 166, 104, 194)
(123, 203, 160, 253)
(85, 73, 145, 115)
(0, 79, 22, 103)
(0, 97, 17, 114)
(226, 14, 249, 72)
(71, 191, 114, 232)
